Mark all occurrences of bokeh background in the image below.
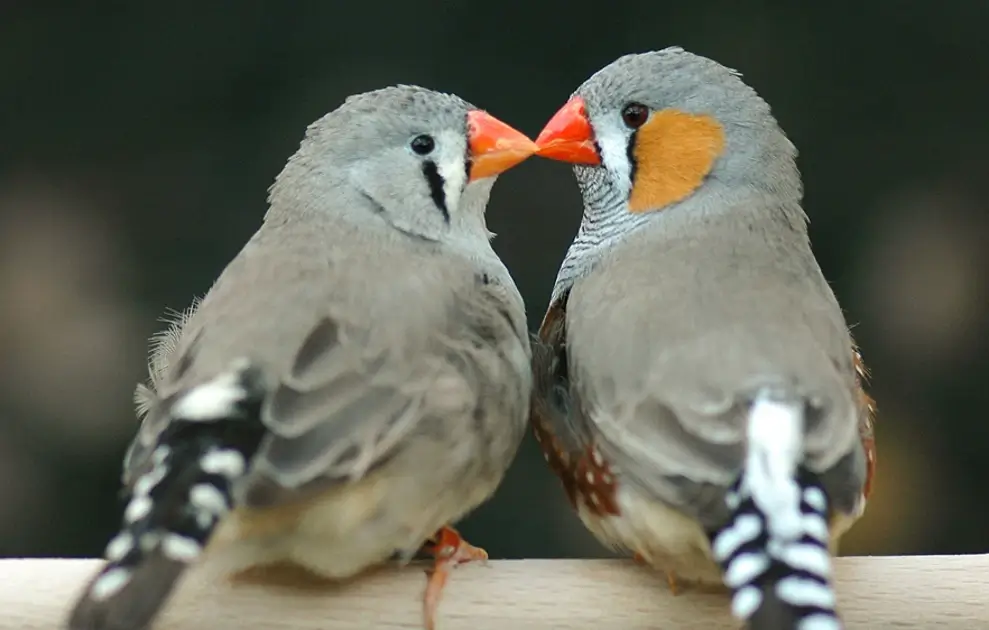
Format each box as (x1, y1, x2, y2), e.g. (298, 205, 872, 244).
(1, 2, 987, 563)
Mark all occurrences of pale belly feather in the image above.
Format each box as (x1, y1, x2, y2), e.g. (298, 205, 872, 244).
(575, 483, 866, 589)
(203, 460, 501, 580)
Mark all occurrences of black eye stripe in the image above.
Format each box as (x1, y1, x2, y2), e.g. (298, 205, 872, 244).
(625, 131, 638, 188)
(464, 115, 473, 189)
(422, 160, 450, 224)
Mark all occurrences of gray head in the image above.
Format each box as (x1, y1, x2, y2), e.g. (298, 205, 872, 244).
(535, 48, 802, 223)
(268, 85, 536, 242)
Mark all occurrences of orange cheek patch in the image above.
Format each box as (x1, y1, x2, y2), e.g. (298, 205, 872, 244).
(627, 109, 726, 213)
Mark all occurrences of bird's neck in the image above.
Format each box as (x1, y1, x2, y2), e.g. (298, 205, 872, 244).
(551, 192, 647, 303)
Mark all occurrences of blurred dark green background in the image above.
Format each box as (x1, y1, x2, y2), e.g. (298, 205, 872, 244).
(1, 2, 987, 563)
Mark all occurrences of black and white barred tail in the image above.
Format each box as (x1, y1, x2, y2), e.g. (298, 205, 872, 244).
(712, 472, 841, 630)
(67, 364, 267, 630)
(710, 389, 843, 630)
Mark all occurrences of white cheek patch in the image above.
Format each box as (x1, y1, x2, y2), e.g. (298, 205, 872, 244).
(433, 128, 468, 217)
(592, 116, 633, 200)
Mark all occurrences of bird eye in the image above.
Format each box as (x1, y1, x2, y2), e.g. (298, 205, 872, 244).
(410, 134, 436, 155)
(620, 103, 649, 129)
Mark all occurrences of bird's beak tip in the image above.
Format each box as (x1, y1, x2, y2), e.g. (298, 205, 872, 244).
(533, 96, 601, 166)
(467, 110, 538, 181)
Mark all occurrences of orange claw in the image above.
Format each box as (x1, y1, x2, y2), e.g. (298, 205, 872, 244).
(422, 526, 488, 630)
(631, 553, 680, 596)
(666, 571, 680, 596)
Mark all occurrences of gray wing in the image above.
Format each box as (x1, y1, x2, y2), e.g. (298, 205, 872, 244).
(124, 258, 531, 510)
(246, 264, 532, 507)
(530, 291, 750, 526)
(564, 325, 869, 531)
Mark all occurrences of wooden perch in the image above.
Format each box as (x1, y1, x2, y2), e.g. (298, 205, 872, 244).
(1, 556, 986, 629)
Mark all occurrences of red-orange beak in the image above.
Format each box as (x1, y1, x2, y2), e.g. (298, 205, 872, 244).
(534, 96, 601, 165)
(467, 110, 538, 181)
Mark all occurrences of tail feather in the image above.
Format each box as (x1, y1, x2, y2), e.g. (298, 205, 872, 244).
(711, 390, 843, 630)
(67, 364, 267, 630)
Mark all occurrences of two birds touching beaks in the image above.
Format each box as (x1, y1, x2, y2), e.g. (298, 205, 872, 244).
(66, 47, 876, 630)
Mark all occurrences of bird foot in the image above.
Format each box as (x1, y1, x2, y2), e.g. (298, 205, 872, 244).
(665, 571, 680, 596)
(422, 526, 488, 630)
(630, 552, 680, 595)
